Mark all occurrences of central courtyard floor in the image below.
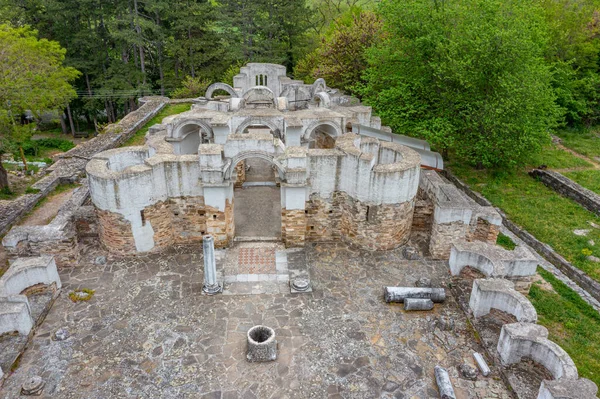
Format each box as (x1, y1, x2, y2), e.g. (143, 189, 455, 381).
(0, 242, 513, 399)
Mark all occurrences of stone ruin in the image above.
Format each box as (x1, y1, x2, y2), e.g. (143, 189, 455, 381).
(0, 63, 597, 398)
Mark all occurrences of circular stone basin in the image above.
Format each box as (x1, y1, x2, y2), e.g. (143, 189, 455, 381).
(21, 376, 44, 396)
(292, 277, 310, 292)
(246, 325, 277, 362)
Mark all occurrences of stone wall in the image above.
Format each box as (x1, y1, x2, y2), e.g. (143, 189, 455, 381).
(281, 208, 306, 247)
(429, 222, 468, 259)
(530, 169, 600, 216)
(96, 196, 232, 254)
(412, 188, 434, 233)
(0, 97, 169, 236)
(96, 209, 137, 255)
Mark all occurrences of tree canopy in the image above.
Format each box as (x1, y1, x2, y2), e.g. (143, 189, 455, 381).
(358, 0, 561, 167)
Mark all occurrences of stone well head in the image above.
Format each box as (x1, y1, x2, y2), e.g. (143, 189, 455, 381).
(246, 325, 277, 362)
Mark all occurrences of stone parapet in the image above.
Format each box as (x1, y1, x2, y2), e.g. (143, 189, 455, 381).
(497, 322, 578, 380)
(0, 295, 33, 336)
(469, 279, 537, 322)
(420, 170, 502, 259)
(538, 378, 599, 399)
(530, 169, 600, 216)
(0, 256, 61, 296)
(449, 241, 538, 278)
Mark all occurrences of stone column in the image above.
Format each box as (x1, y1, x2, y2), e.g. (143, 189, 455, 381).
(202, 235, 222, 295)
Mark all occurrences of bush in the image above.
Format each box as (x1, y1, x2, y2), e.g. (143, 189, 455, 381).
(22, 138, 75, 156)
(171, 76, 211, 99)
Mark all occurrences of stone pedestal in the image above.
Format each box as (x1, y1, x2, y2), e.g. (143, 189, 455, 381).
(247, 325, 277, 362)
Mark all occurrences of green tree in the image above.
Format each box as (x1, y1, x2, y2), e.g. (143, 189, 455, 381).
(294, 9, 382, 94)
(0, 24, 79, 189)
(360, 0, 560, 168)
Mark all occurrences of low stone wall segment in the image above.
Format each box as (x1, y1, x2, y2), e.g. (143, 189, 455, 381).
(530, 169, 600, 216)
(0, 97, 169, 236)
(442, 169, 600, 303)
(469, 279, 538, 322)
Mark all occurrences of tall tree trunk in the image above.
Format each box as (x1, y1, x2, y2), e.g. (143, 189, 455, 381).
(0, 162, 9, 191)
(66, 104, 76, 136)
(188, 28, 194, 77)
(133, 0, 146, 85)
(19, 147, 28, 171)
(85, 73, 98, 134)
(59, 111, 68, 134)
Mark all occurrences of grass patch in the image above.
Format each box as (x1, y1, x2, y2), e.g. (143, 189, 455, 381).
(529, 267, 600, 385)
(0, 186, 16, 200)
(555, 127, 600, 159)
(448, 151, 600, 282)
(122, 103, 191, 147)
(68, 288, 95, 302)
(563, 169, 600, 195)
(25, 186, 40, 194)
(527, 145, 592, 169)
(496, 232, 516, 250)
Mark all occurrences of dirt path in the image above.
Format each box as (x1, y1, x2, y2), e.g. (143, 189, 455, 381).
(553, 142, 600, 173)
(20, 187, 77, 226)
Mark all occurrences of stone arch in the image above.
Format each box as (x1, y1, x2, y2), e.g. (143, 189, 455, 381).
(225, 150, 285, 181)
(172, 119, 214, 140)
(242, 86, 276, 108)
(205, 83, 238, 99)
(235, 117, 282, 139)
(313, 91, 331, 108)
(311, 78, 327, 96)
(304, 119, 342, 142)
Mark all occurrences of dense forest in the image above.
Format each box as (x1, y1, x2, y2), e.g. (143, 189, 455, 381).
(1, 0, 600, 169)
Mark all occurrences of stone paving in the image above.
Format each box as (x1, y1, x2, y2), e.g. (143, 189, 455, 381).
(0, 241, 514, 399)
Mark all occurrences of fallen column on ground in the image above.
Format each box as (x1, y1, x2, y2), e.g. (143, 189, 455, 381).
(384, 287, 446, 303)
(473, 352, 490, 377)
(434, 366, 456, 399)
(404, 298, 434, 311)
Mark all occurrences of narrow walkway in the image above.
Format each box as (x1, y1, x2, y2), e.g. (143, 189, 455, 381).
(19, 187, 77, 226)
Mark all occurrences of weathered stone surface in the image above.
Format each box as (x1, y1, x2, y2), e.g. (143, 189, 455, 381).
(20, 376, 44, 396)
(0, 242, 515, 398)
(537, 378, 599, 399)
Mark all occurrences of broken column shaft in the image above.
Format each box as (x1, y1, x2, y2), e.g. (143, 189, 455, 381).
(473, 352, 490, 377)
(202, 235, 222, 295)
(434, 366, 456, 399)
(404, 298, 434, 311)
(384, 287, 446, 303)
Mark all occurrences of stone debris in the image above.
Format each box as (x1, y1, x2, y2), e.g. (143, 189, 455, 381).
(590, 221, 600, 229)
(94, 256, 106, 265)
(403, 246, 420, 260)
(53, 328, 70, 341)
(20, 376, 44, 396)
(434, 366, 457, 399)
(589, 239, 596, 246)
(589, 255, 600, 263)
(458, 364, 478, 381)
(435, 316, 456, 332)
(573, 229, 590, 236)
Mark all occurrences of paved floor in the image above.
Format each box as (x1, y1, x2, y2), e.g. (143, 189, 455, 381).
(0, 241, 515, 399)
(234, 186, 281, 239)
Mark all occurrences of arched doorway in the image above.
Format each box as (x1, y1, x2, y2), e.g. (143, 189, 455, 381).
(230, 153, 283, 240)
(174, 122, 214, 155)
(306, 122, 341, 149)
